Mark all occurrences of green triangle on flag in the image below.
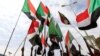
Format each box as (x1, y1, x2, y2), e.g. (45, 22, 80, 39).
(22, 0, 36, 20)
(49, 18, 62, 42)
(36, 2, 45, 18)
(22, 0, 30, 13)
(89, 0, 100, 13)
(36, 2, 49, 25)
(49, 18, 57, 36)
(56, 23, 63, 41)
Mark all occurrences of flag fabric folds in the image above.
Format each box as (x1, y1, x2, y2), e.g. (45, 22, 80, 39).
(49, 18, 62, 42)
(27, 16, 40, 47)
(56, 23, 63, 41)
(44, 6, 51, 19)
(28, 20, 39, 34)
(58, 11, 70, 25)
(65, 31, 74, 46)
(36, 2, 51, 19)
(27, 19, 39, 38)
(36, 2, 46, 24)
(76, 9, 89, 24)
(29, 34, 42, 55)
(89, 0, 100, 14)
(49, 18, 57, 36)
(22, 0, 36, 20)
(36, 2, 45, 18)
(36, 2, 51, 33)
(29, 34, 41, 46)
(76, 0, 100, 30)
(21, 0, 100, 55)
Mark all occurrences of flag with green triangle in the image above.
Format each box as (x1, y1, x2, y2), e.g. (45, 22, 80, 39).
(36, 2, 45, 16)
(49, 18, 57, 36)
(56, 23, 63, 41)
(36, 2, 51, 18)
(36, 2, 46, 22)
(22, 0, 36, 20)
(49, 18, 62, 42)
(36, 2, 52, 23)
(36, 2, 51, 33)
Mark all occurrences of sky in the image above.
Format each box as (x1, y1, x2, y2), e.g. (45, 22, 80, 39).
(0, 0, 100, 56)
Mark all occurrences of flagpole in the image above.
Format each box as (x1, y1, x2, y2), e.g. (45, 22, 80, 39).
(59, 42, 64, 56)
(61, 1, 77, 7)
(3, 9, 23, 56)
(69, 31, 82, 50)
(22, 35, 28, 47)
(3, 0, 26, 55)
(30, 46, 33, 56)
(13, 36, 27, 56)
(59, 33, 64, 56)
(84, 31, 96, 47)
(13, 40, 23, 56)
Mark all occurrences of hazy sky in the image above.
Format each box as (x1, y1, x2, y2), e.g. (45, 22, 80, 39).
(0, 0, 100, 56)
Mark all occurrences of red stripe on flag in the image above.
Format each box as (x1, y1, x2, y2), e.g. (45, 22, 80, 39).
(41, 2, 49, 14)
(65, 31, 69, 46)
(41, 2, 45, 12)
(41, 35, 45, 45)
(28, 20, 39, 34)
(76, 9, 89, 23)
(44, 6, 49, 14)
(28, 0, 36, 14)
(28, 21, 35, 34)
(33, 20, 39, 27)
